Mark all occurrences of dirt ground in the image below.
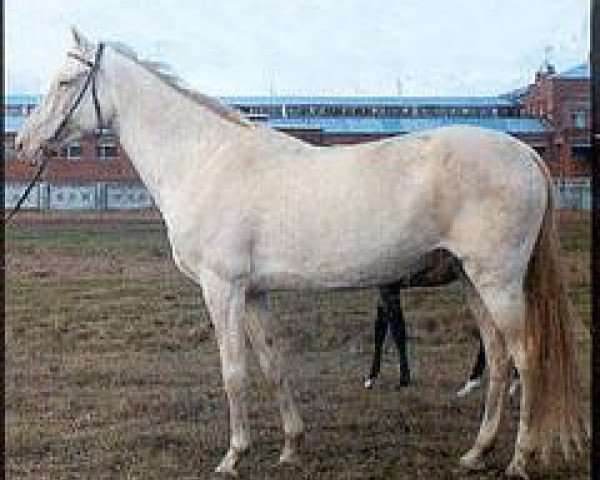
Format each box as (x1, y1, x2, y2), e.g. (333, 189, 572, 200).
(4, 210, 591, 479)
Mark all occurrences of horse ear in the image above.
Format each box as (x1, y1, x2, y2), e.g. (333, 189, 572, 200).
(70, 26, 94, 53)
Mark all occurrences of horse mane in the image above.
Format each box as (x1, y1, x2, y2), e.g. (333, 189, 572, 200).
(105, 41, 253, 128)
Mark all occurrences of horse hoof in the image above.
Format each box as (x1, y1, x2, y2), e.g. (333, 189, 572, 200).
(215, 449, 240, 477)
(509, 379, 521, 397)
(456, 378, 481, 398)
(280, 432, 303, 465)
(505, 459, 529, 480)
(459, 450, 486, 471)
(279, 450, 301, 465)
(214, 465, 237, 477)
(363, 377, 374, 389)
(395, 378, 410, 389)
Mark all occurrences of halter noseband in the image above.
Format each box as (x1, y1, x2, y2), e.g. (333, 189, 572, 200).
(5, 43, 106, 222)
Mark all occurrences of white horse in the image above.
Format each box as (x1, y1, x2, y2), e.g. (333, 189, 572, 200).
(16, 29, 587, 479)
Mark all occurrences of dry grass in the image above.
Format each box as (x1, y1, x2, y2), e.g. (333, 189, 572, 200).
(5, 211, 591, 479)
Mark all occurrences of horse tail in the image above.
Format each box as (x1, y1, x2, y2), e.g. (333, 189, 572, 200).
(523, 167, 588, 461)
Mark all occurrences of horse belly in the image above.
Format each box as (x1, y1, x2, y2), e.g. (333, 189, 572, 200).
(252, 217, 441, 290)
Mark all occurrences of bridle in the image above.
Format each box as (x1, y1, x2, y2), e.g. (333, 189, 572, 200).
(5, 43, 106, 222)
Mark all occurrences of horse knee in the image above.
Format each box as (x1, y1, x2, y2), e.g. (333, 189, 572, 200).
(223, 367, 245, 396)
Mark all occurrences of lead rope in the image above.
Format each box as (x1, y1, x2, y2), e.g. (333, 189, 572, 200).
(4, 156, 50, 222)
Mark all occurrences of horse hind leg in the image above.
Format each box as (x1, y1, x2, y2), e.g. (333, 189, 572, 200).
(384, 287, 411, 387)
(458, 275, 510, 471)
(245, 292, 304, 464)
(364, 303, 387, 388)
(469, 258, 586, 479)
(464, 270, 538, 479)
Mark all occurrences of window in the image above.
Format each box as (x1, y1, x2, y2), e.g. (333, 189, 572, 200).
(571, 110, 587, 129)
(82, 193, 91, 201)
(97, 142, 118, 160)
(69, 192, 77, 201)
(56, 192, 64, 201)
(65, 141, 82, 159)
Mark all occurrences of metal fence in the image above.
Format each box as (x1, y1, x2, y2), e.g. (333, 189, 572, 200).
(4, 181, 154, 210)
(553, 178, 591, 211)
(4, 177, 592, 211)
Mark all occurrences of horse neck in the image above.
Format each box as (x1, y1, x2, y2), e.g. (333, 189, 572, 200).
(103, 50, 244, 217)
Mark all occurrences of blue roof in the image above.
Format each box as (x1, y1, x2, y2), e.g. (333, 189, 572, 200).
(4, 116, 26, 133)
(221, 96, 516, 107)
(4, 94, 43, 133)
(7, 93, 516, 108)
(5, 94, 43, 105)
(5, 112, 548, 136)
(554, 63, 590, 79)
(3, 94, 545, 136)
(498, 86, 528, 100)
(267, 116, 550, 135)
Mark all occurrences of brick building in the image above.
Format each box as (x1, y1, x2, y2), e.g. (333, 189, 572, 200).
(520, 63, 591, 178)
(3, 62, 591, 210)
(4, 96, 151, 210)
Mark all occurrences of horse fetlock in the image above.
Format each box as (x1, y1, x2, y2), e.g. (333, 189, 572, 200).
(285, 419, 304, 442)
(231, 431, 251, 453)
(459, 447, 487, 471)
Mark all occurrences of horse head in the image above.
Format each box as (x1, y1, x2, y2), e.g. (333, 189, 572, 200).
(15, 28, 111, 163)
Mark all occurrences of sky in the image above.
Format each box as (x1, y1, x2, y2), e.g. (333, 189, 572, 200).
(5, 0, 590, 97)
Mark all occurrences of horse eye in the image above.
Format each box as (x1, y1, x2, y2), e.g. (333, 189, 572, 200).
(58, 80, 72, 87)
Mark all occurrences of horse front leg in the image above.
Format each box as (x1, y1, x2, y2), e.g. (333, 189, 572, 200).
(200, 270, 249, 476)
(245, 292, 304, 464)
